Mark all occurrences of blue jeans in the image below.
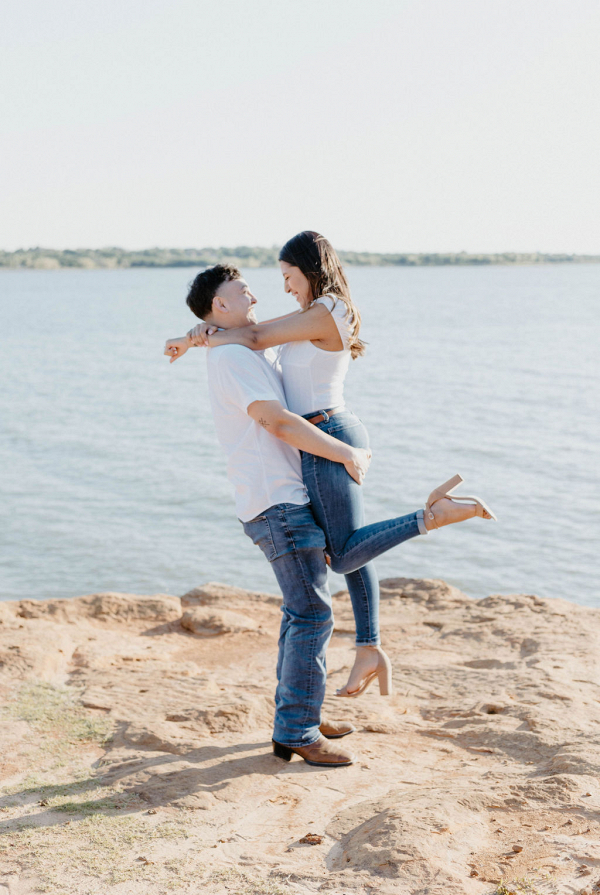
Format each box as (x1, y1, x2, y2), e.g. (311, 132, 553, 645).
(242, 502, 332, 748)
(301, 410, 427, 646)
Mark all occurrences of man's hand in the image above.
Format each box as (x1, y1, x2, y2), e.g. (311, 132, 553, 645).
(343, 447, 372, 485)
(164, 337, 190, 363)
(188, 322, 217, 346)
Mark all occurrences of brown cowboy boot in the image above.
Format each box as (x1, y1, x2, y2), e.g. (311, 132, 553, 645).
(319, 718, 356, 738)
(272, 735, 355, 767)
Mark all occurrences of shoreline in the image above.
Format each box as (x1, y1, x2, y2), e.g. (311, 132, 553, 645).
(2, 247, 600, 271)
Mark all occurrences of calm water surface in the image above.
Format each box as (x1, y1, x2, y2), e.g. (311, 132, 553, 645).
(1, 265, 599, 605)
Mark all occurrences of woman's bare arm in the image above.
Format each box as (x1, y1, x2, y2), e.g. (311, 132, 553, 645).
(204, 303, 342, 351)
(258, 310, 301, 325)
(188, 311, 301, 346)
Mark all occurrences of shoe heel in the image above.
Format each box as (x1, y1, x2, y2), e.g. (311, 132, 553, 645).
(425, 473, 465, 525)
(437, 473, 464, 496)
(272, 740, 293, 761)
(377, 652, 393, 696)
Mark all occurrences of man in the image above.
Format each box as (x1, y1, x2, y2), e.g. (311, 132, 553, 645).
(165, 265, 371, 767)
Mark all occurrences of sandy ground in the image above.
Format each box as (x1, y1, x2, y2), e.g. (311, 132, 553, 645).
(1, 578, 600, 895)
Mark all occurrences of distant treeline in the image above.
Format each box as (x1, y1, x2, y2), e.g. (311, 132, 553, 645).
(1, 246, 598, 270)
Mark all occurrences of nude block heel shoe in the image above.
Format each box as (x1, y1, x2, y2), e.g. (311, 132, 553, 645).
(335, 645, 393, 698)
(425, 473, 497, 527)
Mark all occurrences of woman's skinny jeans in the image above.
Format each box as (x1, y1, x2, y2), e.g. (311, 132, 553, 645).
(301, 409, 428, 646)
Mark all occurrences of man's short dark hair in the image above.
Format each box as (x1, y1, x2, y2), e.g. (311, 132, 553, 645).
(186, 264, 242, 319)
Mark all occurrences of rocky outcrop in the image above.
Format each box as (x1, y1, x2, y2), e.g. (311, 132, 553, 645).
(14, 592, 181, 624)
(180, 607, 259, 636)
(1, 579, 599, 895)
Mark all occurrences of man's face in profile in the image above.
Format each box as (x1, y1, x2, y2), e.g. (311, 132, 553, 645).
(214, 277, 258, 328)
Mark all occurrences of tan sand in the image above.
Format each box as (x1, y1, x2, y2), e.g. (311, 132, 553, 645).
(1, 578, 599, 895)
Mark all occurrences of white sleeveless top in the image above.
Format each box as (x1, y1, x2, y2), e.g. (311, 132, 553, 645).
(279, 295, 352, 417)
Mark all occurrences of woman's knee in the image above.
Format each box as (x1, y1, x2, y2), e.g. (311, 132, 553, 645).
(329, 554, 355, 575)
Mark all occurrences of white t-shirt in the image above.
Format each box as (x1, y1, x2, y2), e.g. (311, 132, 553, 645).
(206, 344, 309, 522)
(279, 295, 352, 417)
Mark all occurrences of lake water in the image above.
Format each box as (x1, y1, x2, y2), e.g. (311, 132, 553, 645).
(1, 265, 599, 606)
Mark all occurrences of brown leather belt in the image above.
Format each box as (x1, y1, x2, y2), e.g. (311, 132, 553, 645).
(305, 407, 344, 425)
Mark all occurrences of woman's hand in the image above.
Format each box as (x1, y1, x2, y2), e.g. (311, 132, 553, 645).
(187, 322, 217, 346)
(164, 337, 190, 363)
(344, 447, 372, 485)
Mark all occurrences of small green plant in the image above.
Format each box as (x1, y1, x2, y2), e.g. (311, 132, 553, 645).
(495, 875, 553, 895)
(0, 814, 192, 891)
(209, 868, 291, 895)
(5, 682, 112, 746)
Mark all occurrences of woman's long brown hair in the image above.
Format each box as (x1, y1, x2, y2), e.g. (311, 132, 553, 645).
(279, 231, 365, 359)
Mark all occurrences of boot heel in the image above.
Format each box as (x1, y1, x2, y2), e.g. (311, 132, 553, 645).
(272, 740, 293, 761)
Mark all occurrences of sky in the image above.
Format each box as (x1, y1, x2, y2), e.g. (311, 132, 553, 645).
(2, 0, 599, 254)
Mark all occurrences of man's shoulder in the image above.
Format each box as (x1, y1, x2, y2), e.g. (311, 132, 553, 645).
(207, 346, 276, 395)
(209, 344, 257, 363)
(208, 343, 256, 371)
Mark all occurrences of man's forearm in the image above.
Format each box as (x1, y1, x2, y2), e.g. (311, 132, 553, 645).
(206, 328, 256, 349)
(270, 409, 352, 463)
(247, 400, 369, 484)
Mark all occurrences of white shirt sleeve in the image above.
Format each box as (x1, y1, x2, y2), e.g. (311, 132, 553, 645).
(213, 345, 281, 413)
(314, 294, 352, 350)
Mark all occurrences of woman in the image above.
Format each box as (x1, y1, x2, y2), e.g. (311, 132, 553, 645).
(166, 232, 495, 697)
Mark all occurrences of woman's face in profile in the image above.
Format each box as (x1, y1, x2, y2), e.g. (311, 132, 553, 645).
(280, 261, 312, 309)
